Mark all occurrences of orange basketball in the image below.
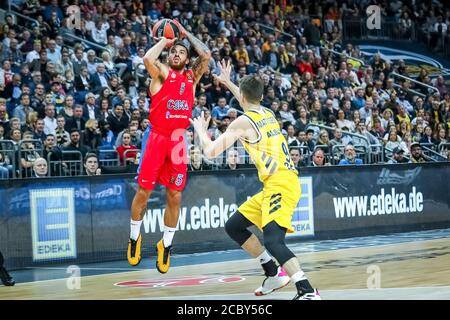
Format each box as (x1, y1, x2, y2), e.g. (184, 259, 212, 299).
(152, 18, 180, 39)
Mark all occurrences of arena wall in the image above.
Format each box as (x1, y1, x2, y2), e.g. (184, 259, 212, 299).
(1, 163, 449, 269)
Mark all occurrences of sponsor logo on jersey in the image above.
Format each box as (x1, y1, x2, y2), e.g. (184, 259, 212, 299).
(167, 99, 189, 111)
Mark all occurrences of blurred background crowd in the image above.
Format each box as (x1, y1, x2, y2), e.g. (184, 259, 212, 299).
(0, 0, 449, 179)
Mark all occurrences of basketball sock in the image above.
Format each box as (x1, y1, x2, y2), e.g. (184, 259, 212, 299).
(292, 270, 314, 293)
(163, 226, 177, 247)
(130, 219, 142, 241)
(257, 250, 272, 264)
(256, 250, 277, 277)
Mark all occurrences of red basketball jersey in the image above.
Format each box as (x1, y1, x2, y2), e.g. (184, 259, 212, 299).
(149, 69, 195, 136)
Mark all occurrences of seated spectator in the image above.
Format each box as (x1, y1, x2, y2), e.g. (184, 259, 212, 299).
(115, 124, 142, 149)
(83, 153, 102, 176)
(285, 124, 297, 146)
(90, 63, 110, 95)
(353, 122, 381, 148)
(32, 118, 47, 142)
(111, 86, 128, 108)
(305, 128, 316, 152)
(63, 128, 91, 159)
(329, 127, 345, 147)
(108, 104, 129, 138)
(188, 146, 212, 171)
(385, 131, 408, 156)
(279, 101, 296, 125)
(369, 118, 385, 140)
(65, 105, 86, 132)
(74, 66, 91, 104)
(83, 93, 101, 122)
(294, 107, 309, 133)
(98, 120, 116, 150)
(419, 126, 438, 146)
(19, 131, 41, 178)
(316, 129, 331, 154)
(309, 148, 330, 167)
(32, 157, 48, 177)
(436, 127, 448, 148)
(410, 142, 428, 163)
(9, 128, 22, 147)
(42, 134, 63, 176)
(82, 119, 102, 151)
(338, 144, 363, 165)
(55, 115, 71, 147)
(387, 147, 410, 164)
(336, 109, 355, 132)
(211, 97, 230, 126)
(12, 94, 33, 126)
(43, 104, 57, 136)
(0, 151, 13, 179)
(116, 131, 138, 165)
(289, 148, 305, 169)
(288, 130, 305, 149)
(222, 148, 242, 170)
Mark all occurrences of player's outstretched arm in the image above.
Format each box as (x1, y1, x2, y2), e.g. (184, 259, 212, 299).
(174, 20, 211, 84)
(214, 59, 243, 105)
(143, 37, 175, 81)
(190, 112, 248, 159)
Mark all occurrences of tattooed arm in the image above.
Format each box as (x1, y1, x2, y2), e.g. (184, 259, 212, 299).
(143, 37, 176, 82)
(174, 20, 211, 85)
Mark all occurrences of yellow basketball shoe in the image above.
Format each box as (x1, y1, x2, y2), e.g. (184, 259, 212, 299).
(156, 239, 172, 274)
(127, 235, 142, 266)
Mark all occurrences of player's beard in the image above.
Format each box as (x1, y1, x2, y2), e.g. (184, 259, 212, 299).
(169, 57, 186, 71)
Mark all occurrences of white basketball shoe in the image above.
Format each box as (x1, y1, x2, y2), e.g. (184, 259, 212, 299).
(293, 288, 322, 300)
(254, 266, 290, 296)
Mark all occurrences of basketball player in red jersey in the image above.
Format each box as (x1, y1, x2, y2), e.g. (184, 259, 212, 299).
(127, 21, 211, 273)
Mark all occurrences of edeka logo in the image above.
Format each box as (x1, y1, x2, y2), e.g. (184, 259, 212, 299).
(287, 176, 315, 238)
(333, 187, 424, 219)
(143, 198, 238, 233)
(30, 188, 77, 261)
(141, 177, 315, 237)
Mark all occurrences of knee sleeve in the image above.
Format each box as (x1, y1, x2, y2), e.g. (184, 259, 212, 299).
(224, 211, 253, 246)
(263, 221, 295, 266)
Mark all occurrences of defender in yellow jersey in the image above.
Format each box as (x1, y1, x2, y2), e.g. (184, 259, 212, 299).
(190, 60, 320, 300)
(238, 107, 301, 233)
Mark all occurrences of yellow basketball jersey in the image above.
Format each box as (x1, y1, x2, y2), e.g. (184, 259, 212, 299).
(240, 107, 298, 182)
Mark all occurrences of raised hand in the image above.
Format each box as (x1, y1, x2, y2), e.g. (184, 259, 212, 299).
(189, 111, 211, 135)
(172, 19, 187, 39)
(214, 59, 232, 84)
(153, 37, 178, 48)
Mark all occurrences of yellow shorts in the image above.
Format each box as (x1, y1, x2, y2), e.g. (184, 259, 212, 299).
(238, 171, 301, 233)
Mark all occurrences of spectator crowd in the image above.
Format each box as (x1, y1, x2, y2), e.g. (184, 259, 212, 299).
(0, 0, 449, 179)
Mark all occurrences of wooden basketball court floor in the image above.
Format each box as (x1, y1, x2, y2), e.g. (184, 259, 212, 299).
(1, 228, 450, 300)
